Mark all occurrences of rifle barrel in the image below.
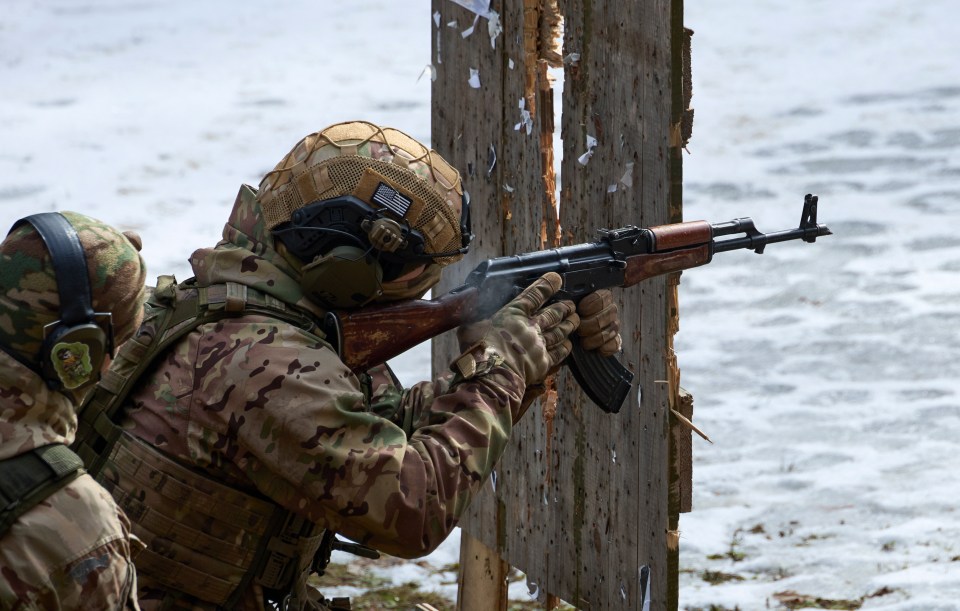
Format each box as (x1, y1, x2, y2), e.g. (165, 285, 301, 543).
(712, 223, 832, 254)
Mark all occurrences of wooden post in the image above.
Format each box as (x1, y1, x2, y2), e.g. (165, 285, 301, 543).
(457, 531, 510, 610)
(431, 1, 685, 609)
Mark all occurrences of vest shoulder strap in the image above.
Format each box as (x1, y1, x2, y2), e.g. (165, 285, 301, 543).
(0, 444, 84, 536)
(72, 276, 327, 474)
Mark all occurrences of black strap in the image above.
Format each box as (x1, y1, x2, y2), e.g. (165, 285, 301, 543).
(16, 213, 94, 326)
(0, 444, 85, 536)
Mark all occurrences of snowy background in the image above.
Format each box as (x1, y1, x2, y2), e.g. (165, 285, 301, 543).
(2, 0, 959, 609)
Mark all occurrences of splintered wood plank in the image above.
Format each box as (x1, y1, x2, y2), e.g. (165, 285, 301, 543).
(432, 1, 679, 609)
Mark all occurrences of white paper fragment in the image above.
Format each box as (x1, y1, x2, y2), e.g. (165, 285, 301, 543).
(468, 68, 481, 88)
(487, 10, 502, 49)
(436, 30, 442, 64)
(447, 20, 458, 28)
(433, 11, 441, 27)
(619, 162, 635, 188)
(462, 14, 480, 38)
(449, 0, 493, 18)
(513, 98, 533, 135)
(487, 144, 497, 176)
(508, 58, 515, 70)
(578, 135, 598, 165)
(607, 184, 618, 193)
(563, 53, 581, 65)
(504, 183, 515, 193)
(417, 64, 437, 83)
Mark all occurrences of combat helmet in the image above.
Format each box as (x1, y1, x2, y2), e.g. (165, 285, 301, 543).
(258, 121, 471, 308)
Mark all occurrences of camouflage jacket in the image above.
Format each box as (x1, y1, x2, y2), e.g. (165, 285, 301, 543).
(121, 187, 525, 609)
(0, 350, 141, 611)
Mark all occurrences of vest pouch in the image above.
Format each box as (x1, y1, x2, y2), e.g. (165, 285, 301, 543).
(100, 432, 280, 607)
(265, 528, 330, 611)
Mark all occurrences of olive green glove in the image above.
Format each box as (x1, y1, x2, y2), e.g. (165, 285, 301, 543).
(576, 289, 622, 357)
(455, 272, 579, 387)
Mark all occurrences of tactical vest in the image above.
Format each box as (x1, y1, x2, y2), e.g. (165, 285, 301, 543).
(72, 276, 343, 610)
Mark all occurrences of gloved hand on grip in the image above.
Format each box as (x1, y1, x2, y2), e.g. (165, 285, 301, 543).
(576, 289, 622, 357)
(455, 272, 579, 388)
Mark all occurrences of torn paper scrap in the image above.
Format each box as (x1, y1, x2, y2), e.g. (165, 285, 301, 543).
(417, 64, 437, 83)
(577, 135, 598, 165)
(487, 10, 502, 49)
(513, 98, 533, 135)
(433, 11, 441, 27)
(468, 68, 481, 88)
(449, 0, 494, 18)
(462, 13, 480, 38)
(619, 162, 635, 188)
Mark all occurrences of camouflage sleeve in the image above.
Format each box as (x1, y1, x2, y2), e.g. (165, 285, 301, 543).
(362, 364, 458, 436)
(0, 475, 141, 610)
(186, 317, 523, 559)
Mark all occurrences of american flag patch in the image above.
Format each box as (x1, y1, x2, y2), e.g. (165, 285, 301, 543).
(372, 182, 413, 218)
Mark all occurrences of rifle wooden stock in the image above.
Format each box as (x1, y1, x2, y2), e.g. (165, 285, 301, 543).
(339, 286, 481, 373)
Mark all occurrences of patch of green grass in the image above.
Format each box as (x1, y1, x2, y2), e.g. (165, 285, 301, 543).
(506, 599, 577, 611)
(797, 533, 835, 547)
(707, 528, 747, 562)
(773, 587, 897, 610)
(706, 549, 746, 562)
(701, 570, 745, 585)
(310, 562, 390, 591)
(773, 591, 863, 610)
(433, 562, 460, 575)
(506, 600, 543, 611)
(350, 582, 451, 610)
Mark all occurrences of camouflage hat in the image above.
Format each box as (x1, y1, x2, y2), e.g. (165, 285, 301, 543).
(257, 121, 466, 267)
(0, 211, 147, 370)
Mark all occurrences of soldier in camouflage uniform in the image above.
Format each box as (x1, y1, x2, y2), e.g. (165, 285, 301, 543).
(92, 122, 621, 610)
(0, 212, 147, 610)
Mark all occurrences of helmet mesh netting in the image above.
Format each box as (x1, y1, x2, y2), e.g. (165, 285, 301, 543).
(262, 155, 463, 265)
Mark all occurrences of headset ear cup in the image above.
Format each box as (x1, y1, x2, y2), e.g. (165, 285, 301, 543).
(300, 245, 384, 309)
(41, 322, 107, 391)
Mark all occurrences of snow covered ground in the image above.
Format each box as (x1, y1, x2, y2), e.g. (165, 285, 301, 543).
(2, 0, 959, 609)
(676, 1, 960, 609)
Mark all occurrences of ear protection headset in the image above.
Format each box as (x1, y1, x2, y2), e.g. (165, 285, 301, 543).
(13, 213, 114, 391)
(273, 191, 472, 309)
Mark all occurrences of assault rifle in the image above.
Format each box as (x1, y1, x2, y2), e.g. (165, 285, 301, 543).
(332, 194, 831, 414)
